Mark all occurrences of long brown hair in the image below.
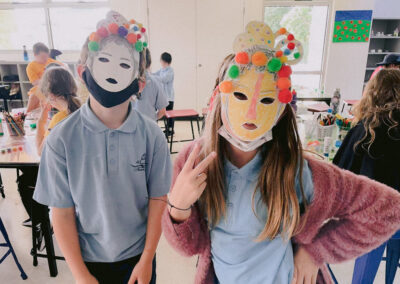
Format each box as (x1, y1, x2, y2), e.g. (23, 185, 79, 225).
(353, 68, 400, 153)
(200, 55, 307, 241)
(40, 67, 81, 114)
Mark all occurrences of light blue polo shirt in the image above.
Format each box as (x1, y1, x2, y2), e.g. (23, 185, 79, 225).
(134, 71, 168, 121)
(211, 153, 314, 284)
(153, 66, 174, 102)
(33, 101, 172, 262)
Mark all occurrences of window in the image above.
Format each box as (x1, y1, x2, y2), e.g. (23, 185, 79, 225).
(264, 2, 329, 97)
(0, 0, 109, 51)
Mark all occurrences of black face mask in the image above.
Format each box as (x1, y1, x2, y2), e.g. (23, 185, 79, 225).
(82, 68, 139, 108)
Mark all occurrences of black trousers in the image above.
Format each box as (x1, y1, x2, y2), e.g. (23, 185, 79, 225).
(166, 101, 174, 130)
(17, 166, 39, 219)
(85, 254, 156, 284)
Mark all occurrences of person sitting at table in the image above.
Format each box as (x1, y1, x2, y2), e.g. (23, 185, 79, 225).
(370, 53, 400, 80)
(153, 52, 174, 133)
(26, 42, 63, 113)
(333, 68, 400, 283)
(17, 66, 80, 232)
(134, 48, 168, 121)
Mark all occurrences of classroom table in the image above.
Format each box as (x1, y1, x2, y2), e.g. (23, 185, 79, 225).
(164, 109, 200, 154)
(0, 118, 62, 278)
(306, 102, 330, 114)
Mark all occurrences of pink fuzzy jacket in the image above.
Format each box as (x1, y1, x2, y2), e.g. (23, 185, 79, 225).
(162, 142, 400, 284)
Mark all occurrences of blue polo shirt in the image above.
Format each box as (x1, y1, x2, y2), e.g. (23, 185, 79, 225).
(211, 153, 314, 284)
(33, 101, 172, 262)
(134, 71, 168, 121)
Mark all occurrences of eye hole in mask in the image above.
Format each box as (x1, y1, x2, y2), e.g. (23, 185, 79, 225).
(233, 92, 248, 101)
(98, 57, 110, 63)
(260, 97, 275, 105)
(120, 63, 131, 69)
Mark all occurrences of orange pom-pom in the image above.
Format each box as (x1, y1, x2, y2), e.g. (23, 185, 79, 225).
(89, 32, 100, 42)
(126, 33, 137, 44)
(277, 78, 291, 90)
(219, 81, 233, 93)
(235, 52, 249, 65)
(275, 50, 283, 57)
(129, 19, 136, 24)
(278, 28, 287, 35)
(278, 89, 292, 103)
(251, 51, 267, 66)
(108, 23, 119, 34)
(124, 23, 130, 29)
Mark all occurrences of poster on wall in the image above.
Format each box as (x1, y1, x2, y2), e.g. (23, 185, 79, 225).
(333, 10, 373, 43)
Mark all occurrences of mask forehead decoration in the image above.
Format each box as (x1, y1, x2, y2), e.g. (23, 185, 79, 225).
(83, 10, 148, 108)
(216, 21, 303, 152)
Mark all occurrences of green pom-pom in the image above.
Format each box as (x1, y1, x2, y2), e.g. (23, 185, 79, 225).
(228, 65, 240, 79)
(88, 41, 99, 52)
(267, 58, 282, 72)
(143, 42, 148, 47)
(135, 41, 143, 52)
(294, 52, 300, 59)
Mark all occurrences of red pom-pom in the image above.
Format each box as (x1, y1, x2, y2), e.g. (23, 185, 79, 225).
(108, 23, 119, 34)
(287, 34, 295, 41)
(137, 34, 142, 39)
(275, 50, 283, 58)
(126, 33, 137, 44)
(287, 42, 295, 50)
(277, 65, 292, 78)
(141, 27, 146, 33)
(97, 26, 109, 38)
(235, 52, 249, 64)
(278, 89, 292, 103)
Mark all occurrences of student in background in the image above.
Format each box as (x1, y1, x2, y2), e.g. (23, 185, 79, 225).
(162, 22, 400, 284)
(333, 69, 400, 284)
(370, 53, 400, 79)
(33, 11, 171, 284)
(134, 49, 168, 121)
(26, 43, 63, 113)
(17, 67, 80, 250)
(153, 52, 174, 131)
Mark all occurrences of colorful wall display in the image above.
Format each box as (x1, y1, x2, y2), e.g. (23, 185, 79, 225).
(333, 10, 373, 43)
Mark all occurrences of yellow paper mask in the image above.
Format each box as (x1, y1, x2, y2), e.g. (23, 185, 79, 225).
(217, 21, 304, 151)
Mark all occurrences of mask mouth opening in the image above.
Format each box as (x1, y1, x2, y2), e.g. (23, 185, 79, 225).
(106, 78, 118, 84)
(242, 122, 258, 130)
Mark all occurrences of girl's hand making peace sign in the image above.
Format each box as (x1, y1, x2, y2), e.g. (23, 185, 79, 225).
(168, 144, 216, 222)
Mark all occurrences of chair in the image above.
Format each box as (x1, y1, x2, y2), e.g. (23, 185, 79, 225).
(352, 230, 400, 284)
(0, 217, 28, 280)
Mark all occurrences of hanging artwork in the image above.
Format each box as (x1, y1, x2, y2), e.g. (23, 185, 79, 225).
(333, 10, 373, 43)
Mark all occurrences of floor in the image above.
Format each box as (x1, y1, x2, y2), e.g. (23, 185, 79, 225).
(0, 121, 398, 284)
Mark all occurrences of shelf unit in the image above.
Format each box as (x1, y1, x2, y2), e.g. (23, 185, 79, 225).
(0, 61, 78, 107)
(365, 18, 400, 83)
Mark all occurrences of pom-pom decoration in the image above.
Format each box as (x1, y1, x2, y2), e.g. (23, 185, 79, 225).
(88, 41, 99, 52)
(287, 42, 295, 50)
(141, 27, 146, 33)
(133, 26, 139, 32)
(277, 77, 291, 89)
(235, 52, 250, 64)
(219, 81, 233, 93)
(228, 65, 240, 79)
(251, 51, 268, 66)
(118, 26, 128, 37)
(97, 26, 109, 38)
(278, 28, 287, 35)
(126, 33, 137, 44)
(284, 49, 291, 56)
(267, 58, 282, 72)
(277, 65, 292, 78)
(129, 19, 136, 24)
(280, 56, 288, 63)
(278, 89, 293, 103)
(108, 23, 119, 34)
(89, 32, 100, 42)
(294, 52, 301, 59)
(275, 50, 283, 57)
(143, 42, 148, 47)
(135, 41, 143, 52)
(137, 34, 142, 40)
(287, 34, 295, 41)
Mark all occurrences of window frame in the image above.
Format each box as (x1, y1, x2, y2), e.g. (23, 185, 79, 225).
(0, 0, 109, 52)
(263, 0, 332, 93)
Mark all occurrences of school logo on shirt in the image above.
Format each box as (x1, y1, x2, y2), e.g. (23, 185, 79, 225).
(131, 154, 147, 172)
